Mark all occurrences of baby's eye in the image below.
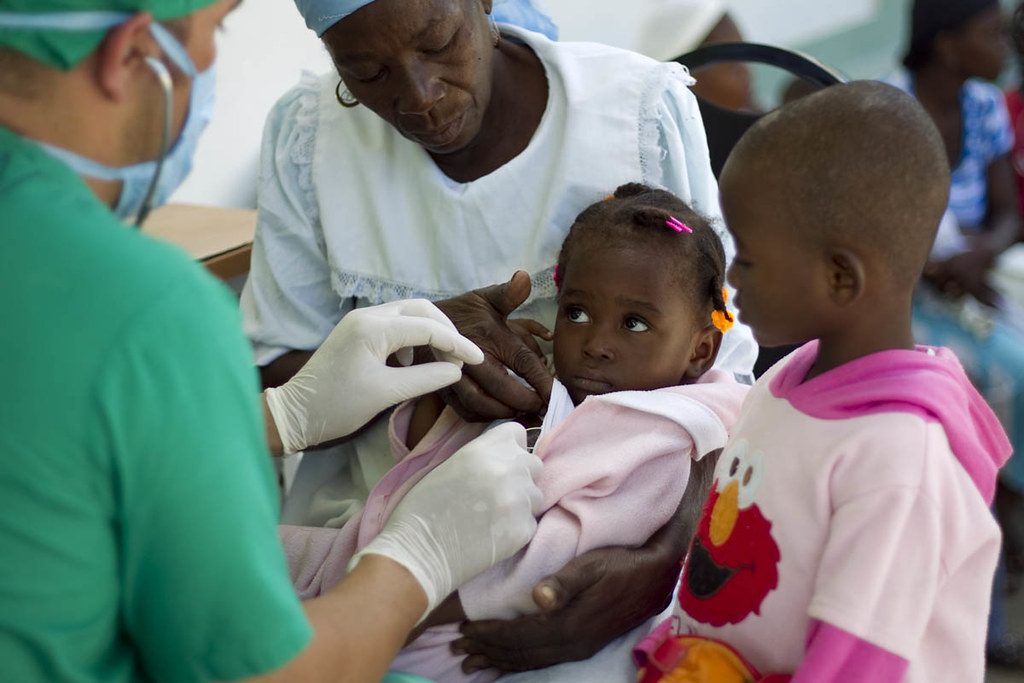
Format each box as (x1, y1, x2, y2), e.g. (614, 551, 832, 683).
(623, 317, 649, 332)
(566, 306, 590, 323)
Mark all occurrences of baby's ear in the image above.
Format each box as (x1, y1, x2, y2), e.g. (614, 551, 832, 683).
(826, 247, 865, 306)
(684, 326, 723, 380)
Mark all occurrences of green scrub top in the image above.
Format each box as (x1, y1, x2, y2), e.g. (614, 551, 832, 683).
(0, 125, 313, 681)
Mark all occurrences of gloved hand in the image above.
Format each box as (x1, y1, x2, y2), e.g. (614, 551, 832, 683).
(349, 423, 544, 620)
(265, 299, 485, 454)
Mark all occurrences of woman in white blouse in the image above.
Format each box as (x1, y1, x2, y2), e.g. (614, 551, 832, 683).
(242, 0, 756, 674)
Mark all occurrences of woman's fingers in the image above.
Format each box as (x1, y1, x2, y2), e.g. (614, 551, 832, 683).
(454, 614, 600, 673)
(507, 319, 547, 359)
(438, 368, 521, 422)
(463, 357, 546, 414)
(510, 318, 554, 341)
(530, 555, 604, 612)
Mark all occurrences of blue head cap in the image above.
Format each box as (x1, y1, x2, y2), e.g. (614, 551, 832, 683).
(294, 0, 557, 39)
(294, 0, 371, 36)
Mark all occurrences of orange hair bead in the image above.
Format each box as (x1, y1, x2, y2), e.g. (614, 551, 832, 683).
(711, 287, 734, 333)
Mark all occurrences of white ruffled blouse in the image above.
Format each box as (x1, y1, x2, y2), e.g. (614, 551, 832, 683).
(241, 25, 756, 378)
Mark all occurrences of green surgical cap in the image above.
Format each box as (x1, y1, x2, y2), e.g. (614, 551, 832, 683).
(0, 0, 218, 70)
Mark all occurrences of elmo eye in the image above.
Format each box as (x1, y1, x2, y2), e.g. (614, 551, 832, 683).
(715, 440, 748, 489)
(737, 450, 764, 509)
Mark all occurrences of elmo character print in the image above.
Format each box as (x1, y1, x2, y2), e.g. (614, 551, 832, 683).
(679, 439, 780, 626)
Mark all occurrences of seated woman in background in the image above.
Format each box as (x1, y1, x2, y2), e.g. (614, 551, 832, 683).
(889, 0, 1024, 670)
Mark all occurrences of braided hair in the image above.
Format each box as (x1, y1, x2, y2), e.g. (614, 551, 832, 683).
(555, 183, 731, 327)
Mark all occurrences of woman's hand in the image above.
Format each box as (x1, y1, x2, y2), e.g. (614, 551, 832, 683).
(433, 272, 554, 422)
(451, 541, 682, 673)
(264, 299, 484, 455)
(923, 248, 999, 307)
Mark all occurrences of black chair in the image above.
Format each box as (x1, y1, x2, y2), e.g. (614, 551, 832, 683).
(675, 42, 847, 178)
(673, 43, 846, 377)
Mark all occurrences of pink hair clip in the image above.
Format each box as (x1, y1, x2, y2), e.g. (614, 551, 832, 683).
(553, 263, 561, 289)
(666, 216, 693, 234)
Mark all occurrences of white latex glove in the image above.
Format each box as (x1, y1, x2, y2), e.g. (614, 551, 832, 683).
(349, 422, 544, 620)
(265, 299, 485, 454)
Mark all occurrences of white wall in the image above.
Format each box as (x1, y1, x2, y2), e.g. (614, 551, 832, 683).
(169, 0, 332, 209)
(727, 0, 878, 47)
(535, 0, 879, 57)
(173, 0, 879, 209)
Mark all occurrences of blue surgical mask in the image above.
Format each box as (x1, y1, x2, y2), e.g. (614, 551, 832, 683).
(0, 12, 217, 225)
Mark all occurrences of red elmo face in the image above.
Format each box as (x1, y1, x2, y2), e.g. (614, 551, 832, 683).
(679, 441, 780, 626)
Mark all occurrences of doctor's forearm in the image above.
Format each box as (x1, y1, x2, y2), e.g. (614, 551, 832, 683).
(244, 555, 427, 683)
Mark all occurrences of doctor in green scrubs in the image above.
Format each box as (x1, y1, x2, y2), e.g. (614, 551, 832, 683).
(0, 2, 543, 681)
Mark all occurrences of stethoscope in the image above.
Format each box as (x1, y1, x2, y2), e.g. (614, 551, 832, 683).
(135, 55, 173, 228)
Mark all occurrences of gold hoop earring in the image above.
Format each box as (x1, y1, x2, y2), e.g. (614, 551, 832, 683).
(335, 81, 360, 108)
(490, 18, 500, 47)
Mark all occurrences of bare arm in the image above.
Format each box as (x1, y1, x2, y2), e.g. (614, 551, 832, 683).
(244, 555, 427, 683)
(406, 393, 446, 450)
(924, 155, 1023, 307)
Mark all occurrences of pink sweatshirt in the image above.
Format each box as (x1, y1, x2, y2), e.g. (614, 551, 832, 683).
(281, 370, 748, 682)
(644, 342, 1011, 683)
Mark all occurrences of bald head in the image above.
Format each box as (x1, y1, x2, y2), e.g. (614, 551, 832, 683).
(723, 80, 950, 287)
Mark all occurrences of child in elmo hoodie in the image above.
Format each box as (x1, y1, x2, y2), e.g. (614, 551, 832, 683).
(636, 81, 1013, 683)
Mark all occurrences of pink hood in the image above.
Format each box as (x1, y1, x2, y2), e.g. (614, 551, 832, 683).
(769, 341, 1011, 504)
